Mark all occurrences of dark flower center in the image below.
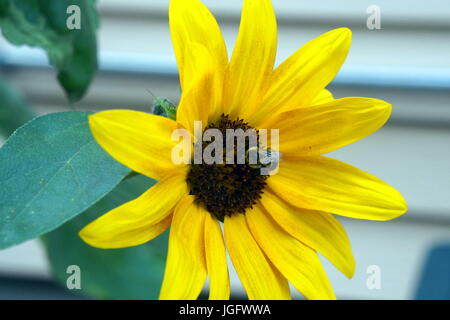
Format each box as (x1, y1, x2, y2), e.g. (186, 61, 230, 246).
(186, 114, 268, 221)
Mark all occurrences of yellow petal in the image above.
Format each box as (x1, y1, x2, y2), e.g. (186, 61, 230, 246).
(312, 89, 334, 105)
(224, 214, 291, 300)
(79, 174, 187, 249)
(269, 156, 408, 221)
(205, 213, 230, 300)
(261, 97, 392, 156)
(246, 205, 335, 300)
(89, 110, 183, 181)
(251, 28, 351, 126)
(260, 191, 355, 278)
(169, 0, 227, 91)
(176, 43, 221, 133)
(223, 0, 277, 120)
(160, 196, 207, 300)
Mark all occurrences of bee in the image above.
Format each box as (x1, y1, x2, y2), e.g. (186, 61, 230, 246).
(247, 146, 281, 169)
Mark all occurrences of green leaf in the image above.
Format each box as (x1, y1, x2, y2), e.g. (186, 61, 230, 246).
(0, 0, 99, 103)
(0, 78, 35, 138)
(42, 174, 168, 300)
(0, 111, 130, 249)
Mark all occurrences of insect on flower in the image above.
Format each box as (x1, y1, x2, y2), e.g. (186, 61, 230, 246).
(79, 0, 407, 300)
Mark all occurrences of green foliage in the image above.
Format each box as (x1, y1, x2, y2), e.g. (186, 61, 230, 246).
(42, 174, 168, 300)
(0, 111, 130, 249)
(0, 1, 169, 299)
(0, 0, 99, 102)
(0, 78, 35, 137)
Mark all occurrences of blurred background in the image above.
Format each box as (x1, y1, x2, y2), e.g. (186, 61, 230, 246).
(0, 0, 449, 299)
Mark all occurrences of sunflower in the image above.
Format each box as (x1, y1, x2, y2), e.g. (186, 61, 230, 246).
(79, 0, 407, 300)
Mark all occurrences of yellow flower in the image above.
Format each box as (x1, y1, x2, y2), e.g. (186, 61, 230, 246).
(79, 0, 407, 300)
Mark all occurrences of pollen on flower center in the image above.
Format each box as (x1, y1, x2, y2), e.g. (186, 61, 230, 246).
(186, 114, 268, 221)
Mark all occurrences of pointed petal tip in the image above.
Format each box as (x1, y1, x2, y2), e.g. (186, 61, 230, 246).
(382, 101, 393, 115)
(372, 98, 392, 110)
(384, 188, 409, 221)
(371, 98, 393, 123)
(373, 200, 408, 222)
(87, 110, 128, 128)
(343, 257, 356, 279)
(78, 223, 121, 250)
(78, 227, 104, 249)
(396, 197, 409, 216)
(87, 112, 111, 135)
(78, 223, 91, 240)
(87, 111, 102, 126)
(77, 228, 88, 242)
(328, 27, 352, 47)
(334, 27, 352, 38)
